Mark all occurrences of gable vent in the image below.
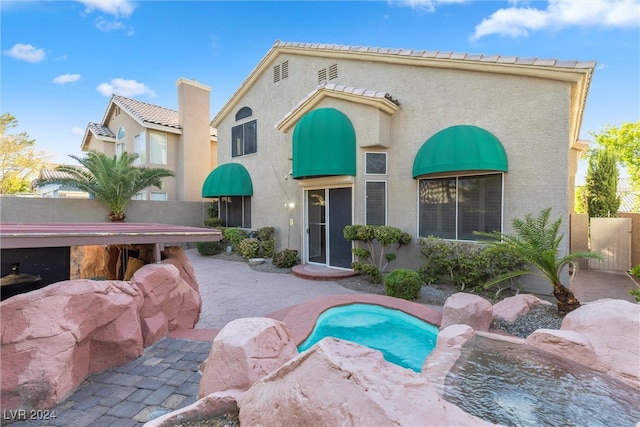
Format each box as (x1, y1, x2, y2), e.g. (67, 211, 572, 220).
(318, 68, 327, 84)
(282, 61, 289, 79)
(328, 63, 338, 80)
(274, 64, 281, 83)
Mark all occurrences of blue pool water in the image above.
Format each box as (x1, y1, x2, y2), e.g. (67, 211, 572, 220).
(297, 303, 439, 372)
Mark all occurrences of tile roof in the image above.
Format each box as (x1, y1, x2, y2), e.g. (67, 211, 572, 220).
(38, 164, 88, 181)
(87, 122, 115, 139)
(273, 41, 597, 70)
(112, 95, 182, 130)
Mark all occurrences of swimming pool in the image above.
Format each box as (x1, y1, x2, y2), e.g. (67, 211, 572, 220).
(297, 303, 439, 372)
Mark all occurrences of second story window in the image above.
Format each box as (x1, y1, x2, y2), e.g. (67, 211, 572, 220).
(116, 126, 125, 156)
(149, 131, 167, 164)
(232, 107, 256, 157)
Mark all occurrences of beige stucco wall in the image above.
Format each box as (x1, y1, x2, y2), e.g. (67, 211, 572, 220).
(214, 52, 578, 293)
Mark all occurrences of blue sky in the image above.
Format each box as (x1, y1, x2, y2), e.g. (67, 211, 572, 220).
(2, 1, 639, 183)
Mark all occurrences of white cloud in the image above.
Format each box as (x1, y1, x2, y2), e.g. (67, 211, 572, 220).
(3, 43, 46, 62)
(96, 78, 157, 97)
(71, 127, 85, 136)
(52, 73, 81, 84)
(95, 17, 127, 32)
(78, 0, 136, 18)
(390, 0, 466, 13)
(472, 0, 640, 40)
(597, 63, 609, 70)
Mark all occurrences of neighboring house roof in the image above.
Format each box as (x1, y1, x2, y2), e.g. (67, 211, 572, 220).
(211, 40, 595, 145)
(81, 94, 217, 150)
(36, 164, 88, 181)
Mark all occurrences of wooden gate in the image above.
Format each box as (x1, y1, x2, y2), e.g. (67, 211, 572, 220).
(589, 217, 632, 271)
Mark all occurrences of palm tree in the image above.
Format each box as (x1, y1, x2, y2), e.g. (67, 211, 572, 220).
(476, 208, 603, 313)
(38, 150, 175, 222)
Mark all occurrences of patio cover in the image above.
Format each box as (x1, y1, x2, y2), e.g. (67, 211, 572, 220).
(0, 222, 222, 249)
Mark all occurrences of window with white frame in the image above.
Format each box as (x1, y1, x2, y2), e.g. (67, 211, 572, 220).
(418, 173, 503, 241)
(232, 120, 257, 157)
(149, 132, 167, 164)
(134, 132, 146, 165)
(365, 152, 387, 175)
(366, 181, 386, 226)
(219, 196, 251, 228)
(116, 126, 126, 156)
(150, 192, 167, 201)
(132, 191, 146, 200)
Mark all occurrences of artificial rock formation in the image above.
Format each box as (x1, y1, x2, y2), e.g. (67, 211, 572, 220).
(1, 280, 144, 410)
(238, 337, 491, 427)
(492, 294, 552, 322)
(1, 247, 202, 411)
(198, 317, 298, 398)
(527, 299, 640, 389)
(440, 292, 493, 331)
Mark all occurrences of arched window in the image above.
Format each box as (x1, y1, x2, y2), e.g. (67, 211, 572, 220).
(235, 107, 252, 121)
(116, 126, 125, 156)
(232, 107, 256, 157)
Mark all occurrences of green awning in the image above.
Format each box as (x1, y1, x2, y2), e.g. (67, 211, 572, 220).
(412, 125, 508, 178)
(201, 163, 253, 197)
(292, 108, 356, 179)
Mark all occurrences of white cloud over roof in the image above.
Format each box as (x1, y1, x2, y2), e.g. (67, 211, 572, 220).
(472, 0, 640, 40)
(96, 78, 157, 97)
(52, 73, 81, 84)
(77, 0, 136, 18)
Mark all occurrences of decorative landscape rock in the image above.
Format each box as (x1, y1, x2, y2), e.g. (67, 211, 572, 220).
(199, 317, 298, 398)
(0, 280, 144, 410)
(1, 249, 203, 412)
(525, 329, 607, 373)
(440, 292, 494, 331)
(144, 389, 243, 427)
(238, 337, 492, 426)
(558, 299, 640, 389)
(492, 294, 552, 322)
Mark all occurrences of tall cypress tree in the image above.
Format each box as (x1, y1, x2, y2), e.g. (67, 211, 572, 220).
(585, 148, 620, 217)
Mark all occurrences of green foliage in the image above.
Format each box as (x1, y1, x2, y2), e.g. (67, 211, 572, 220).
(257, 227, 275, 241)
(630, 264, 640, 278)
(574, 186, 588, 214)
(36, 150, 174, 221)
(344, 225, 412, 284)
(239, 238, 261, 259)
(260, 238, 276, 258)
(590, 121, 640, 195)
(384, 269, 423, 301)
(195, 241, 223, 256)
(204, 217, 224, 228)
(222, 228, 247, 248)
(418, 236, 526, 295)
(629, 288, 640, 303)
(585, 147, 620, 217)
(272, 249, 299, 268)
(475, 208, 605, 312)
(1, 113, 52, 194)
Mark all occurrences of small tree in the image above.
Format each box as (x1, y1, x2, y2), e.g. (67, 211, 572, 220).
(591, 121, 639, 193)
(476, 208, 604, 313)
(36, 150, 174, 221)
(585, 148, 620, 217)
(0, 113, 52, 194)
(344, 225, 412, 283)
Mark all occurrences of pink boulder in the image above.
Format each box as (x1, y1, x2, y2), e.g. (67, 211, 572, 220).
(525, 329, 607, 373)
(238, 337, 491, 427)
(198, 317, 298, 398)
(560, 299, 640, 388)
(441, 293, 494, 331)
(493, 294, 552, 322)
(162, 246, 199, 293)
(1, 280, 144, 410)
(144, 389, 242, 427)
(133, 263, 202, 346)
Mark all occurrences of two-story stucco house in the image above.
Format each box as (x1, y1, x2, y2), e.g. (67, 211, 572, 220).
(205, 41, 595, 290)
(82, 78, 216, 202)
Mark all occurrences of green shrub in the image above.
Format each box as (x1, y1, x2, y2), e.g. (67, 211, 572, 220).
(260, 238, 276, 258)
(222, 228, 247, 249)
(257, 227, 275, 241)
(384, 269, 423, 301)
(196, 241, 222, 256)
(239, 238, 261, 259)
(204, 217, 224, 228)
(272, 249, 299, 268)
(630, 264, 640, 279)
(629, 288, 640, 302)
